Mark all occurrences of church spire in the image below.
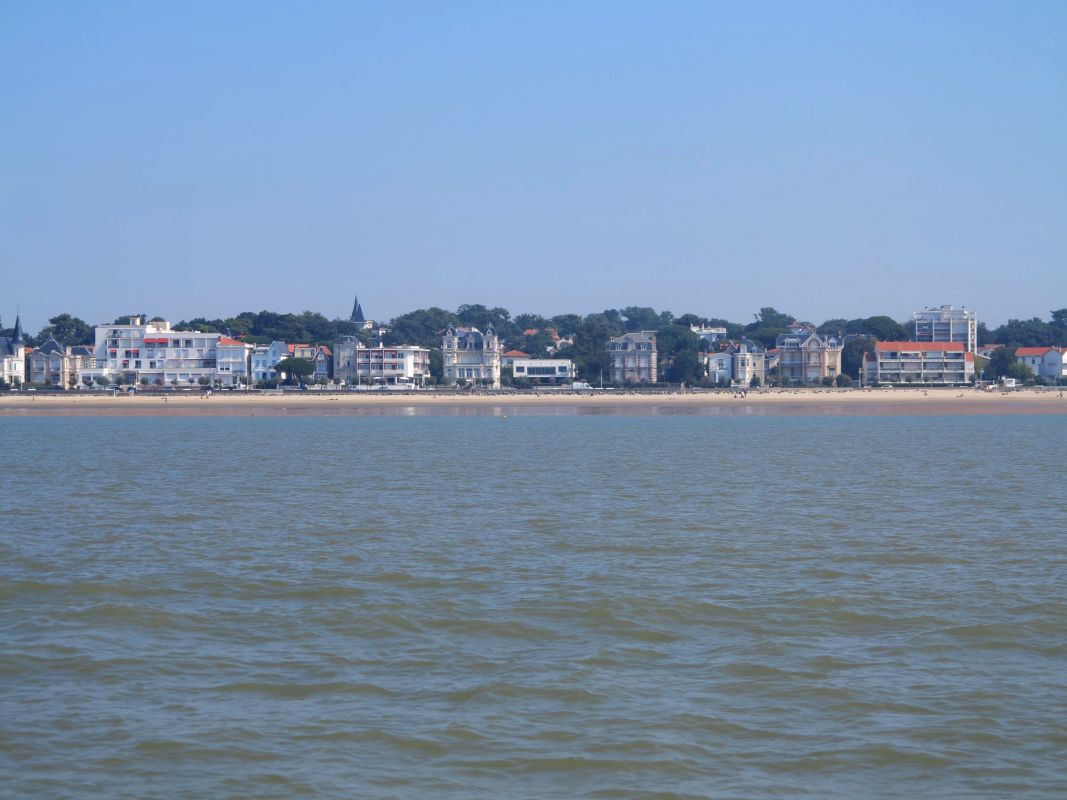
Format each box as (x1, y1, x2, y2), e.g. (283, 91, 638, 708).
(12, 313, 24, 344)
(350, 295, 366, 324)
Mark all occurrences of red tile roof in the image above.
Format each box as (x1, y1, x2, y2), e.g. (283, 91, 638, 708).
(1015, 346, 1063, 356)
(217, 336, 245, 346)
(874, 341, 965, 352)
(503, 350, 530, 358)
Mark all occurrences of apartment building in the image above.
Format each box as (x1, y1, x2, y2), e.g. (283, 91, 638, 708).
(607, 331, 657, 383)
(912, 305, 978, 353)
(775, 325, 842, 384)
(95, 317, 221, 386)
(442, 324, 502, 387)
(862, 341, 975, 385)
(334, 335, 431, 386)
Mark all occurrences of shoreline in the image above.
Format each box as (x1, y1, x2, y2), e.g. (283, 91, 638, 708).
(2, 388, 1065, 417)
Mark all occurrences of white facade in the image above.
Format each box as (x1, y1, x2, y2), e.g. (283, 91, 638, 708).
(728, 339, 766, 386)
(863, 342, 975, 385)
(251, 341, 288, 383)
(216, 337, 253, 387)
(912, 305, 978, 353)
(334, 336, 430, 386)
(690, 326, 728, 345)
(95, 317, 221, 386)
(442, 325, 502, 388)
(704, 351, 732, 384)
(0, 315, 27, 386)
(511, 358, 575, 385)
(1015, 347, 1067, 380)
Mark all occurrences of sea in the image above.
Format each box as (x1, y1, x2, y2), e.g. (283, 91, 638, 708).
(2, 412, 1065, 799)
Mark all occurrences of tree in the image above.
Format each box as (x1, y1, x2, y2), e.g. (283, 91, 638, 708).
(386, 307, 459, 348)
(36, 313, 94, 346)
(986, 346, 1017, 378)
(817, 318, 849, 335)
(620, 306, 661, 332)
(862, 316, 909, 342)
(841, 337, 874, 379)
(990, 317, 1054, 347)
(835, 373, 852, 387)
(550, 314, 583, 337)
(428, 349, 444, 383)
(748, 307, 795, 330)
(745, 307, 796, 348)
(1006, 361, 1034, 382)
(657, 325, 702, 384)
(275, 357, 315, 385)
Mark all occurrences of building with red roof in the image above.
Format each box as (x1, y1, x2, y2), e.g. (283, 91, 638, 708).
(1015, 347, 1067, 381)
(862, 341, 974, 385)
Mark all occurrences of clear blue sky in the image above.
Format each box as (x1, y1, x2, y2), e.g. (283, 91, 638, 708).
(3, 1, 1065, 333)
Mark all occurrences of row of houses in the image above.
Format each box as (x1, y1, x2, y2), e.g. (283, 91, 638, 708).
(4, 304, 1063, 389)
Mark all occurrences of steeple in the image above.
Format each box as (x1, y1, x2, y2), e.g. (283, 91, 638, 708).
(12, 313, 24, 344)
(350, 295, 366, 324)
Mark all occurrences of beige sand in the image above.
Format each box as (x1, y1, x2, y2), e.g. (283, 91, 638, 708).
(2, 388, 1065, 416)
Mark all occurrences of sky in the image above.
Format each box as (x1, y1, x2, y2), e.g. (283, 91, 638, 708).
(2, 1, 1065, 333)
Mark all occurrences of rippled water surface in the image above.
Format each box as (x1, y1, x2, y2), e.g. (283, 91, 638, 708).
(2, 415, 1066, 799)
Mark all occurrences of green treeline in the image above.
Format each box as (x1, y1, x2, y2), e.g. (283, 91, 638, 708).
(3, 306, 1066, 385)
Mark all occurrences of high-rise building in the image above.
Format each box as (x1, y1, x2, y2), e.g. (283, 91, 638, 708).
(912, 305, 977, 353)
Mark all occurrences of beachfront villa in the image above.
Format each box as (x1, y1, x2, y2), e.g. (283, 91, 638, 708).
(725, 338, 766, 386)
(251, 341, 289, 384)
(690, 325, 728, 345)
(510, 358, 575, 385)
(442, 324, 502, 388)
(704, 350, 732, 384)
(1014, 347, 1067, 381)
(0, 315, 27, 387)
(215, 337, 254, 387)
(607, 331, 658, 383)
(26, 338, 77, 387)
(775, 325, 843, 385)
(862, 341, 975, 385)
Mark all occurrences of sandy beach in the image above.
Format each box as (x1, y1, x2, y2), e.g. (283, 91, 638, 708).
(2, 388, 1065, 416)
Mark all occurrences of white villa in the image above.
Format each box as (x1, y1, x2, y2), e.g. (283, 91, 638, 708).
(1015, 347, 1067, 381)
(0, 315, 27, 387)
(442, 324, 502, 388)
(511, 358, 575, 385)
